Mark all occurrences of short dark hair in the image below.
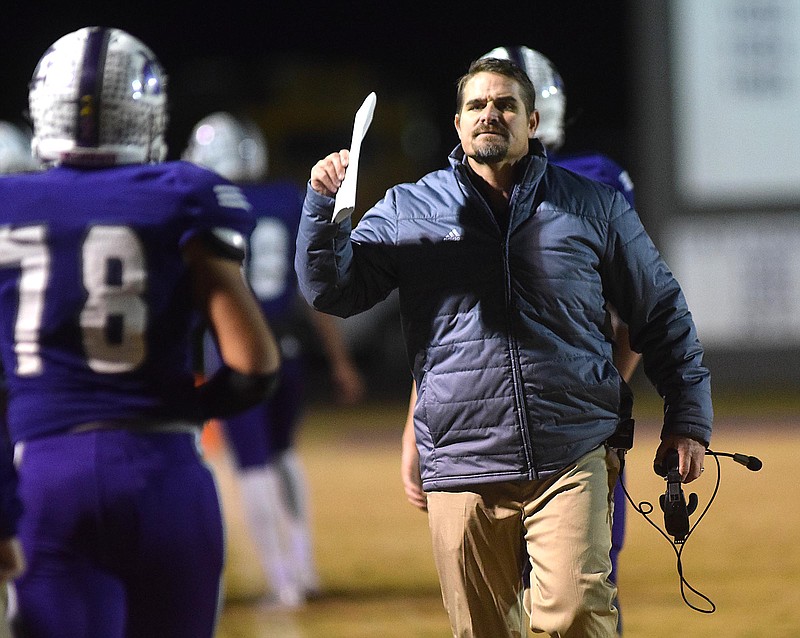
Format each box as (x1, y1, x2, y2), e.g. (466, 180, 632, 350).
(456, 57, 536, 115)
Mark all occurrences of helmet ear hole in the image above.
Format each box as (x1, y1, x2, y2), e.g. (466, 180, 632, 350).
(29, 26, 168, 167)
(482, 46, 567, 152)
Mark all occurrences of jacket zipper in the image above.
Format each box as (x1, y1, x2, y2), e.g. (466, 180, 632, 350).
(460, 167, 537, 479)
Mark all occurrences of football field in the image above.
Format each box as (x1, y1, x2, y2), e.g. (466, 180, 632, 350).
(212, 394, 800, 638)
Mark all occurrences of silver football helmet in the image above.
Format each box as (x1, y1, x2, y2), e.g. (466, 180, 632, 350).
(0, 121, 39, 174)
(183, 112, 268, 183)
(482, 46, 566, 151)
(29, 26, 168, 166)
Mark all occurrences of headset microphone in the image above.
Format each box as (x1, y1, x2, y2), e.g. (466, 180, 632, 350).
(628, 445, 764, 614)
(706, 450, 762, 471)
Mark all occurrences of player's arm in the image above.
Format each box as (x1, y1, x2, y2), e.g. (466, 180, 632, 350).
(184, 234, 281, 418)
(305, 304, 365, 405)
(401, 381, 427, 511)
(0, 537, 24, 583)
(609, 305, 641, 383)
(0, 435, 23, 583)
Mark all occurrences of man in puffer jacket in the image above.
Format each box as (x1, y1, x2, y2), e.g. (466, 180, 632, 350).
(295, 56, 712, 638)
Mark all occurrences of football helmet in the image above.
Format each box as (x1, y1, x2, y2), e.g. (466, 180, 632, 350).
(482, 46, 566, 151)
(29, 26, 168, 166)
(183, 112, 268, 183)
(0, 121, 39, 174)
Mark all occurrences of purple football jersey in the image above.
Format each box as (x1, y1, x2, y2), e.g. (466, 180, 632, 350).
(0, 161, 255, 442)
(550, 151, 635, 208)
(242, 181, 304, 322)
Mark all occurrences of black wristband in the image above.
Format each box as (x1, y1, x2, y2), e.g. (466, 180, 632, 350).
(197, 365, 279, 420)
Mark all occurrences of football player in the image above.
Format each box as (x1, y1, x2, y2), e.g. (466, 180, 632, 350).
(0, 27, 280, 638)
(184, 112, 365, 607)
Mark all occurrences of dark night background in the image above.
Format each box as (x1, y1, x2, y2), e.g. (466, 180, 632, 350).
(0, 2, 633, 179)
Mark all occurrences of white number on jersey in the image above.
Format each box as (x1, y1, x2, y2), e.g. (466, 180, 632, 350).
(0, 223, 148, 376)
(248, 217, 290, 301)
(80, 226, 147, 373)
(0, 225, 50, 376)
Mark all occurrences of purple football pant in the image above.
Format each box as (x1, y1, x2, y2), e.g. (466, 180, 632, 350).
(610, 474, 626, 633)
(610, 475, 626, 586)
(223, 355, 304, 469)
(15, 428, 224, 638)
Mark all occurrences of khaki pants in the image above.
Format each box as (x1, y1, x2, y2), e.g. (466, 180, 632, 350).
(427, 446, 618, 638)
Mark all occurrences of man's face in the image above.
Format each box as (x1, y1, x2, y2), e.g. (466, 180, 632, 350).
(455, 71, 537, 166)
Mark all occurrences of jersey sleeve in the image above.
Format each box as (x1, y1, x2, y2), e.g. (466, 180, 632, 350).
(175, 162, 257, 253)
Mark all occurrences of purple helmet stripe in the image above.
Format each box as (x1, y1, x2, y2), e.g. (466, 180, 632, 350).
(76, 27, 111, 148)
(506, 46, 526, 72)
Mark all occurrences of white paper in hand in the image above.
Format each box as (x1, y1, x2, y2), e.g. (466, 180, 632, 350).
(333, 92, 377, 223)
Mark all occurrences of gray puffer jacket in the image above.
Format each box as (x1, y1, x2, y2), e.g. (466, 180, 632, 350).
(296, 141, 712, 490)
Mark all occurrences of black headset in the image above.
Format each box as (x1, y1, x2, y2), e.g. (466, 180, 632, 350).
(621, 446, 762, 613)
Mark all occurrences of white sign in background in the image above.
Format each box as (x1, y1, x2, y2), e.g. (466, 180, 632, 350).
(664, 215, 800, 347)
(672, 0, 800, 206)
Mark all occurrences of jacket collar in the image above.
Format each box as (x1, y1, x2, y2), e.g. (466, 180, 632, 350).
(449, 139, 548, 233)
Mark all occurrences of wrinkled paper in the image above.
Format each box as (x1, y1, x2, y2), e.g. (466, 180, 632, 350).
(333, 92, 377, 223)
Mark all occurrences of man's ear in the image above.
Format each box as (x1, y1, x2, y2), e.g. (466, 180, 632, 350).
(528, 109, 540, 139)
(454, 112, 461, 137)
